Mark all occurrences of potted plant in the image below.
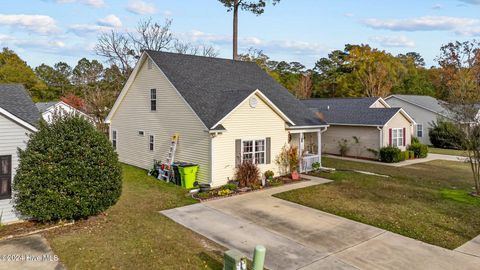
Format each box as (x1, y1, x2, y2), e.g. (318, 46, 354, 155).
(288, 146, 300, 180)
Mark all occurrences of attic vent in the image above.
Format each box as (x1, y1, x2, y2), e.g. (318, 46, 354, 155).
(147, 58, 153, 69)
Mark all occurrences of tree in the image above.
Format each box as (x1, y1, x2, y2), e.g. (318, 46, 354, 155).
(35, 62, 73, 98)
(0, 48, 47, 101)
(72, 58, 104, 97)
(436, 40, 480, 195)
(61, 94, 85, 111)
(218, 0, 281, 59)
(13, 114, 122, 222)
(294, 73, 313, 99)
(95, 18, 219, 78)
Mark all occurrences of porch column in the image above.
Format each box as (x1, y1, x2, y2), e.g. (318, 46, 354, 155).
(317, 130, 322, 167)
(299, 132, 304, 172)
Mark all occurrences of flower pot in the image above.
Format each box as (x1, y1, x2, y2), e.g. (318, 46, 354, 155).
(291, 170, 300, 181)
(199, 184, 211, 192)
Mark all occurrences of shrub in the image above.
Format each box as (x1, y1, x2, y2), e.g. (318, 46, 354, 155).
(408, 143, 428, 158)
(275, 144, 299, 174)
(217, 189, 233, 197)
(221, 183, 237, 191)
(379, 146, 402, 163)
(264, 170, 274, 179)
(13, 115, 122, 222)
(234, 161, 260, 188)
(411, 137, 420, 144)
(311, 162, 321, 171)
(429, 120, 465, 149)
(408, 150, 415, 159)
(338, 139, 349, 156)
(367, 148, 379, 159)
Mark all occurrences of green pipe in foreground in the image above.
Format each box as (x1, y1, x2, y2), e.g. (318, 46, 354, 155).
(252, 245, 266, 270)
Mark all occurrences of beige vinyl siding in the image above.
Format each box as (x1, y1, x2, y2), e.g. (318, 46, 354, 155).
(0, 113, 31, 223)
(211, 93, 289, 187)
(109, 57, 211, 184)
(370, 99, 388, 108)
(383, 112, 413, 150)
(323, 125, 380, 159)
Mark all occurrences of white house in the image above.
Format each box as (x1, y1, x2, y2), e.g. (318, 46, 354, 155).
(36, 101, 94, 124)
(0, 84, 40, 223)
(106, 51, 328, 187)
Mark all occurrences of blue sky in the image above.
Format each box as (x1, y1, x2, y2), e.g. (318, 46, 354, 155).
(1, 0, 480, 69)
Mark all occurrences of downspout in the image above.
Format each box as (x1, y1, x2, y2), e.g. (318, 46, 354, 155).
(319, 126, 328, 167)
(377, 126, 383, 160)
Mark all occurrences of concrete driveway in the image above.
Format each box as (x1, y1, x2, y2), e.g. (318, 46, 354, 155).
(162, 176, 480, 270)
(0, 234, 64, 270)
(325, 153, 468, 167)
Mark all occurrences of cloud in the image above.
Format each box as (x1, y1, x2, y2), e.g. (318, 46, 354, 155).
(432, 4, 443, 9)
(97, 14, 122, 28)
(0, 14, 58, 34)
(127, 0, 158, 15)
(362, 16, 479, 31)
(457, 0, 480, 4)
(69, 24, 112, 35)
(369, 35, 415, 48)
(50, 0, 105, 8)
(455, 28, 480, 36)
(0, 33, 68, 54)
(182, 30, 327, 56)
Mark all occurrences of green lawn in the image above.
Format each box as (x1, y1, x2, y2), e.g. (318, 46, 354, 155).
(44, 164, 224, 269)
(274, 158, 480, 249)
(429, 147, 469, 157)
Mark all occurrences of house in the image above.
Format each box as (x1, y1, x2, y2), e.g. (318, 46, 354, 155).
(0, 84, 40, 223)
(302, 97, 415, 159)
(105, 51, 328, 187)
(384, 95, 457, 145)
(36, 101, 94, 124)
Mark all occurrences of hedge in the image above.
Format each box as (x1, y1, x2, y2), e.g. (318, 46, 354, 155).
(13, 115, 122, 222)
(380, 146, 402, 163)
(408, 143, 428, 158)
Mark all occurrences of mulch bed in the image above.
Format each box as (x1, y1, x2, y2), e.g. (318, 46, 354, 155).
(192, 177, 310, 202)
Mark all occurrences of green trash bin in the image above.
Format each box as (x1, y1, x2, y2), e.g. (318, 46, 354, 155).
(178, 163, 198, 189)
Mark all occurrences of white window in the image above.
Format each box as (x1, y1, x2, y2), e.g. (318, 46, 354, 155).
(242, 139, 265, 164)
(392, 128, 404, 147)
(416, 124, 423, 138)
(150, 89, 157, 111)
(112, 130, 117, 149)
(149, 135, 155, 151)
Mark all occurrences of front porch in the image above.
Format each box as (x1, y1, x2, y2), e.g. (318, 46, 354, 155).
(289, 129, 323, 173)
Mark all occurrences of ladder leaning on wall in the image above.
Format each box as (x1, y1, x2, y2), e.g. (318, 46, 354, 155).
(158, 133, 179, 181)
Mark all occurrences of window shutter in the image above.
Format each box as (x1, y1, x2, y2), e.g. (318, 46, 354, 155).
(403, 127, 406, 146)
(235, 139, 241, 167)
(389, 128, 392, 146)
(266, 137, 271, 164)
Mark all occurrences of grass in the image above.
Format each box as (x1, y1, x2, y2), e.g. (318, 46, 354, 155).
(44, 164, 224, 269)
(429, 147, 469, 157)
(274, 157, 480, 249)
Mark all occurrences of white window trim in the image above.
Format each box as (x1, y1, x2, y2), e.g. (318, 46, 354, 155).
(416, 124, 423, 138)
(150, 88, 157, 112)
(112, 129, 117, 149)
(149, 135, 155, 151)
(241, 138, 266, 165)
(392, 128, 404, 147)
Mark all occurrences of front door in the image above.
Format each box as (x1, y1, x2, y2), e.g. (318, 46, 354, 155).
(0, 155, 12, 200)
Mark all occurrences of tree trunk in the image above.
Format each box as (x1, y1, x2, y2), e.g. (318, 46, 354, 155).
(233, 0, 239, 60)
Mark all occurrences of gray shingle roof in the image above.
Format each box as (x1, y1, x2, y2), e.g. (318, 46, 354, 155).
(36, 101, 59, 113)
(386, 95, 454, 118)
(0, 84, 40, 127)
(302, 98, 402, 126)
(145, 51, 327, 128)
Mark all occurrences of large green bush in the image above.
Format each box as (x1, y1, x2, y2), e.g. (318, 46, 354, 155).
(379, 146, 402, 163)
(13, 115, 122, 222)
(408, 143, 428, 158)
(429, 120, 465, 149)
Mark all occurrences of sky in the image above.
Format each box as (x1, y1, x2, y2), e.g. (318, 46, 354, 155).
(1, 0, 480, 69)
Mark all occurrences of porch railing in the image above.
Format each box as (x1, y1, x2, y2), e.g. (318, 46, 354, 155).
(301, 154, 320, 173)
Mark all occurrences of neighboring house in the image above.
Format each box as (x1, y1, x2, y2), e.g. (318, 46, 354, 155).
(36, 101, 94, 124)
(302, 97, 415, 159)
(106, 51, 328, 187)
(384, 95, 457, 145)
(0, 84, 40, 223)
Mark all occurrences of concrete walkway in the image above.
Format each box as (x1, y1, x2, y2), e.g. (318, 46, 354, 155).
(325, 153, 468, 167)
(456, 234, 480, 257)
(0, 234, 64, 270)
(162, 176, 480, 270)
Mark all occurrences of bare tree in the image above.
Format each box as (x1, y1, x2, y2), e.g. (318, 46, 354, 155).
(172, 39, 219, 57)
(129, 18, 174, 56)
(95, 31, 135, 77)
(295, 73, 313, 99)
